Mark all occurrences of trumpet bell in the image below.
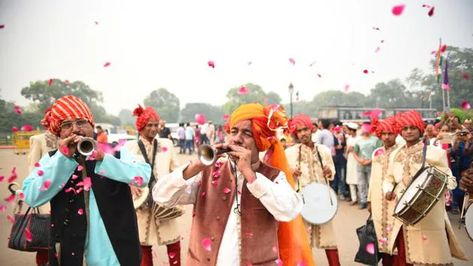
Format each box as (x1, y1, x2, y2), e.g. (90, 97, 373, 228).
(198, 144, 231, 166)
(77, 137, 96, 156)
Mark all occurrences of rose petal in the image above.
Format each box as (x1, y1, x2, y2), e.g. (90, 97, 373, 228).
(372, 27, 380, 31)
(378, 237, 388, 244)
(375, 47, 381, 53)
(168, 251, 176, 259)
(41, 179, 52, 191)
(77, 208, 84, 215)
(207, 60, 215, 68)
(0, 24, 5, 29)
(363, 69, 369, 74)
(374, 149, 385, 156)
(17, 191, 25, 200)
(201, 237, 212, 251)
(428, 6, 435, 17)
(34, 162, 41, 168)
(211, 180, 218, 186)
(24, 228, 33, 242)
(289, 58, 296, 65)
(77, 165, 84, 171)
(317, 73, 322, 78)
(0, 175, 4, 182)
(60, 145, 70, 155)
(103, 62, 111, 67)
(161, 147, 168, 152)
(82, 177, 92, 191)
(392, 4, 405, 16)
(0, 204, 7, 212)
(65, 187, 76, 194)
(48, 79, 53, 86)
(461, 101, 471, 110)
(14, 105, 22, 114)
(37, 170, 44, 176)
(132, 176, 144, 186)
(4, 193, 15, 203)
(12, 127, 19, 133)
(238, 86, 249, 95)
(365, 242, 375, 254)
(21, 124, 34, 132)
(440, 44, 447, 53)
(344, 84, 350, 92)
(223, 187, 231, 194)
(71, 174, 79, 180)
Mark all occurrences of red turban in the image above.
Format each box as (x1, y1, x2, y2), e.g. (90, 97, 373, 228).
(372, 116, 398, 138)
(47, 95, 94, 136)
(228, 103, 315, 266)
(288, 114, 314, 134)
(133, 105, 160, 132)
(395, 110, 425, 134)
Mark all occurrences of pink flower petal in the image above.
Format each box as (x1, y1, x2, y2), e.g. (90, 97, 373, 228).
(77, 165, 84, 171)
(41, 179, 52, 191)
(440, 44, 447, 53)
(17, 191, 25, 200)
(65, 187, 76, 194)
(0, 204, 7, 212)
(7, 214, 15, 224)
(4, 193, 16, 203)
(168, 251, 176, 259)
(14, 105, 22, 114)
(372, 27, 380, 31)
(0, 24, 5, 29)
(0, 175, 4, 182)
(392, 4, 405, 16)
(207, 60, 215, 68)
(365, 242, 375, 254)
(363, 69, 369, 74)
(77, 208, 84, 215)
(103, 62, 111, 67)
(223, 187, 231, 194)
(211, 180, 218, 186)
(7, 167, 18, 183)
(48, 79, 53, 86)
(201, 237, 212, 251)
(82, 177, 92, 191)
(37, 170, 44, 176)
(24, 227, 33, 242)
(375, 47, 381, 53)
(34, 162, 41, 168)
(238, 86, 249, 95)
(288, 58, 296, 65)
(132, 176, 144, 186)
(378, 237, 388, 244)
(12, 127, 19, 133)
(461, 101, 471, 110)
(60, 145, 70, 155)
(161, 147, 168, 152)
(374, 149, 385, 156)
(21, 124, 34, 132)
(71, 174, 78, 180)
(428, 7, 435, 17)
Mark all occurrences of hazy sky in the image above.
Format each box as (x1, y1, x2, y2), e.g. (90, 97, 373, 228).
(1, 0, 472, 115)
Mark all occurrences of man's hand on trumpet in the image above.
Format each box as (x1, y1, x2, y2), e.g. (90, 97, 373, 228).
(58, 133, 81, 157)
(227, 144, 257, 184)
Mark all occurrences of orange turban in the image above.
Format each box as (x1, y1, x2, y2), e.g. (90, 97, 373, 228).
(372, 116, 398, 138)
(228, 103, 315, 266)
(133, 105, 160, 132)
(288, 114, 314, 135)
(47, 95, 94, 136)
(395, 110, 425, 134)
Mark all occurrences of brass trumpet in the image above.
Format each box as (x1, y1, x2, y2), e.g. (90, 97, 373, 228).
(197, 144, 231, 166)
(77, 137, 97, 156)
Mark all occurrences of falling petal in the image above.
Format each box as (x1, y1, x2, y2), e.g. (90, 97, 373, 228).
(103, 62, 111, 67)
(440, 44, 447, 53)
(48, 79, 54, 86)
(363, 69, 369, 74)
(34, 162, 41, 168)
(207, 60, 215, 68)
(378, 237, 388, 244)
(168, 252, 176, 259)
(462, 72, 470, 80)
(223, 187, 231, 194)
(372, 27, 380, 30)
(14, 105, 22, 114)
(344, 84, 350, 92)
(77, 165, 84, 171)
(41, 179, 52, 191)
(247, 61, 252, 66)
(65, 187, 76, 194)
(211, 180, 218, 186)
(37, 170, 44, 176)
(8, 167, 17, 183)
(133, 176, 144, 186)
(238, 86, 249, 95)
(201, 237, 212, 251)
(375, 47, 381, 53)
(4, 193, 15, 203)
(17, 191, 25, 200)
(77, 208, 84, 215)
(12, 127, 18, 133)
(0, 175, 4, 182)
(392, 4, 405, 16)
(461, 101, 471, 110)
(365, 242, 375, 254)
(288, 58, 296, 65)
(22, 124, 34, 132)
(0, 24, 5, 29)
(316, 73, 322, 78)
(82, 177, 92, 191)
(0, 204, 6, 212)
(422, 4, 431, 8)
(161, 146, 168, 152)
(374, 149, 385, 156)
(94, 21, 99, 25)
(428, 7, 435, 17)
(380, 40, 385, 43)
(71, 174, 78, 180)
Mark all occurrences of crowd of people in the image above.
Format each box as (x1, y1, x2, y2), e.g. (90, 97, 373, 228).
(11, 94, 473, 266)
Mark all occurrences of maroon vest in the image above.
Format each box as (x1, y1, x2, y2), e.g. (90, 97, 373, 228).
(187, 160, 280, 266)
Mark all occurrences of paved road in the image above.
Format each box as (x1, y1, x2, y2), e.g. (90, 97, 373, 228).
(0, 148, 471, 265)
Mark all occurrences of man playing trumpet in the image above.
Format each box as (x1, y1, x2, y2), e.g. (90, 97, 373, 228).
(285, 114, 340, 266)
(22, 95, 151, 266)
(153, 103, 314, 265)
(127, 105, 182, 266)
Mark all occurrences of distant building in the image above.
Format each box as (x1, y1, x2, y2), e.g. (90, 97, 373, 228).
(313, 106, 437, 122)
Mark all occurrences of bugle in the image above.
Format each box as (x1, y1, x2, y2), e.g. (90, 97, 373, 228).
(198, 144, 231, 165)
(77, 137, 97, 156)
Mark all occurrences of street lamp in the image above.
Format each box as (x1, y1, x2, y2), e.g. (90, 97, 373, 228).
(288, 82, 294, 118)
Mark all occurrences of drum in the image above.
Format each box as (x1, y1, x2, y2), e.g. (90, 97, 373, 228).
(301, 183, 338, 225)
(394, 166, 448, 226)
(133, 186, 150, 209)
(153, 204, 184, 222)
(465, 203, 473, 241)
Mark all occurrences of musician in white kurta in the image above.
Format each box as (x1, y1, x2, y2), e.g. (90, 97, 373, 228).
(383, 111, 467, 265)
(128, 105, 182, 266)
(286, 114, 340, 266)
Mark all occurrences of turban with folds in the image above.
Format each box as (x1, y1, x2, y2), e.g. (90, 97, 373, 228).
(133, 105, 160, 132)
(288, 114, 314, 135)
(228, 103, 315, 266)
(395, 110, 425, 134)
(372, 116, 398, 138)
(45, 95, 94, 136)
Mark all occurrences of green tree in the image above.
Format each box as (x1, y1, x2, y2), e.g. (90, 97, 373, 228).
(180, 103, 225, 124)
(222, 83, 281, 113)
(143, 88, 180, 122)
(366, 79, 418, 108)
(118, 109, 134, 126)
(311, 90, 368, 108)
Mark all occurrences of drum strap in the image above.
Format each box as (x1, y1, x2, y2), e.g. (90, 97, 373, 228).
(420, 139, 428, 170)
(315, 145, 334, 206)
(138, 139, 158, 187)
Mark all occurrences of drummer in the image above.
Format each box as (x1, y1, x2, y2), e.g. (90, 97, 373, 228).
(367, 115, 399, 265)
(126, 105, 182, 266)
(384, 110, 467, 265)
(285, 114, 340, 266)
(460, 166, 473, 194)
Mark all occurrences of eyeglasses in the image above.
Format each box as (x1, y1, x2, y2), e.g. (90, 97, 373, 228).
(60, 119, 89, 130)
